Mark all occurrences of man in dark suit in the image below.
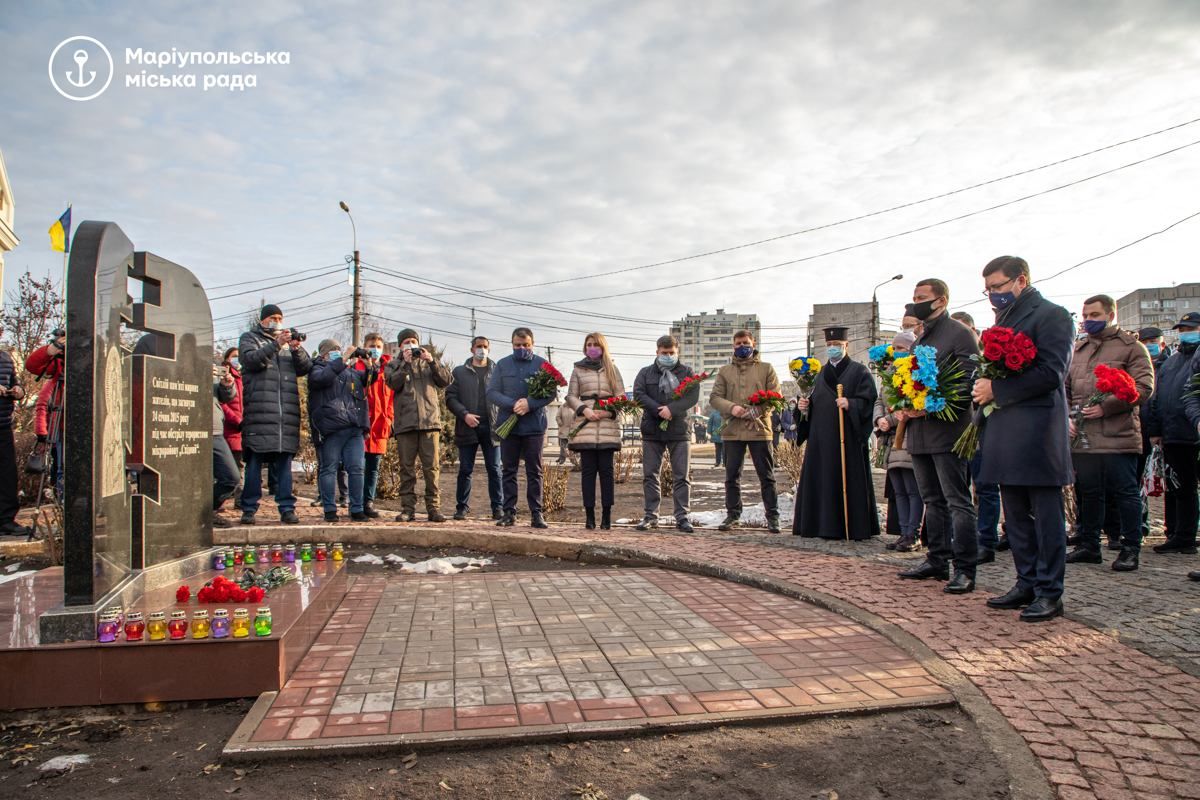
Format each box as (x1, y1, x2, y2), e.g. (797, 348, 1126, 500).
(972, 256, 1074, 622)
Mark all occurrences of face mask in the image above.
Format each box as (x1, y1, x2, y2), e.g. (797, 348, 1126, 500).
(229, 358, 239, 370)
(656, 354, 677, 369)
(989, 291, 1016, 311)
(327, 351, 342, 361)
(734, 345, 754, 359)
(1083, 319, 1108, 336)
(911, 298, 939, 321)
(1146, 343, 1161, 356)
(262, 320, 280, 331)
(474, 347, 488, 361)
(1180, 331, 1200, 345)
(367, 347, 382, 359)
(513, 347, 534, 361)
(585, 346, 603, 360)
(826, 346, 844, 361)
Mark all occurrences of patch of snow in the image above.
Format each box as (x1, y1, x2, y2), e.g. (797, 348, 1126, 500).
(0, 569, 36, 586)
(399, 556, 494, 575)
(689, 492, 795, 529)
(351, 554, 384, 565)
(39, 754, 91, 772)
(384, 553, 407, 564)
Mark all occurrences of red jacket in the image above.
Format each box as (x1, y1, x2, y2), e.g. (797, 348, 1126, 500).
(26, 345, 64, 436)
(356, 355, 394, 455)
(221, 367, 244, 451)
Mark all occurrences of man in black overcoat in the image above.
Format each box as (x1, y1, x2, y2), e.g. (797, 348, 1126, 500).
(973, 256, 1074, 622)
(793, 326, 879, 539)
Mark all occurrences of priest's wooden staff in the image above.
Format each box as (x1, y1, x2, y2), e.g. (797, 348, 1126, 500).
(837, 384, 849, 541)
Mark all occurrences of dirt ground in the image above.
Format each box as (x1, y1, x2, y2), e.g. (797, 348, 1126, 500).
(0, 703, 1008, 800)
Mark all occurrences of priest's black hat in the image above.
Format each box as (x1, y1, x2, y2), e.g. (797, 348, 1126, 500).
(823, 326, 849, 342)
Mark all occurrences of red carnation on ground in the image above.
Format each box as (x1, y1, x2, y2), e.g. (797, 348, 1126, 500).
(176, 585, 190, 602)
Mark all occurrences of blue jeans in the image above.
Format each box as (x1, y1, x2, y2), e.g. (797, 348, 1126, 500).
(319, 428, 365, 514)
(241, 451, 296, 516)
(456, 426, 503, 513)
(970, 449, 1001, 549)
(213, 436, 240, 509)
(888, 467, 923, 536)
(364, 452, 382, 502)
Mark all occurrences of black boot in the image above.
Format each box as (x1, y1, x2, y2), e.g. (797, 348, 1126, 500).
(600, 507, 612, 530)
(363, 502, 381, 519)
(531, 512, 548, 529)
(1065, 546, 1102, 564)
(1112, 548, 1139, 572)
(585, 508, 596, 530)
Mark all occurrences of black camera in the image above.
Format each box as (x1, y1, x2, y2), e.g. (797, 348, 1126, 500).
(289, 328, 307, 343)
(350, 347, 371, 359)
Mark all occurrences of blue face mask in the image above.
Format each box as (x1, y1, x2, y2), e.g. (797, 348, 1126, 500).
(656, 354, 677, 369)
(229, 358, 239, 370)
(368, 347, 382, 359)
(989, 291, 1016, 310)
(513, 347, 534, 361)
(734, 345, 754, 359)
(1083, 319, 1108, 336)
(826, 346, 844, 361)
(1180, 331, 1200, 345)
(1146, 343, 1161, 356)
(327, 351, 342, 361)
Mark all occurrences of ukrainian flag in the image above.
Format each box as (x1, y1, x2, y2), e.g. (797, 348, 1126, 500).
(49, 207, 71, 253)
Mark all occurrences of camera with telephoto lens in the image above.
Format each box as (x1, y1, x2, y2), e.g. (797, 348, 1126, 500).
(350, 347, 371, 360)
(289, 328, 306, 343)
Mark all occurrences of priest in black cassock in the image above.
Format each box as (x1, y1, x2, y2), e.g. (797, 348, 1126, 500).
(793, 326, 880, 539)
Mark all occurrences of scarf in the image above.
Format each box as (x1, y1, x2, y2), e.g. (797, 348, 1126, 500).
(657, 365, 681, 399)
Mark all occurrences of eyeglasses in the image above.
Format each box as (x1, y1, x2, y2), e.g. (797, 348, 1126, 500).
(981, 276, 1017, 297)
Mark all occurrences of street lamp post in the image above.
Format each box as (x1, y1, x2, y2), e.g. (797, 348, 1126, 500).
(339, 201, 361, 345)
(871, 274, 905, 347)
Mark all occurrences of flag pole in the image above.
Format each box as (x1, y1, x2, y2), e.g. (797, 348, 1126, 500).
(59, 202, 71, 314)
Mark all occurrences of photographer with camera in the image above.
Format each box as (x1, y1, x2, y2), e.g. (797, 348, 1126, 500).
(237, 304, 312, 525)
(385, 328, 451, 522)
(0, 333, 28, 536)
(26, 328, 66, 499)
(353, 333, 391, 518)
(308, 339, 372, 522)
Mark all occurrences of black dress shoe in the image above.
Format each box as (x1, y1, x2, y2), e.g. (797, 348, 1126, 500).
(239, 512, 256, 526)
(324, 511, 339, 523)
(944, 572, 976, 594)
(492, 507, 504, 521)
(1189, 570, 1200, 582)
(1065, 547, 1102, 564)
(585, 508, 596, 530)
(350, 511, 369, 522)
(427, 511, 446, 523)
(974, 548, 995, 565)
(1105, 538, 1122, 552)
(995, 536, 1010, 552)
(986, 584, 1035, 609)
(885, 537, 900, 551)
(600, 508, 612, 530)
(1112, 548, 1139, 572)
(280, 511, 300, 525)
(1066, 533, 1083, 547)
(718, 515, 740, 532)
(895, 535, 918, 552)
(497, 513, 515, 527)
(530, 513, 548, 529)
(453, 509, 468, 521)
(898, 561, 949, 580)
(1020, 596, 1063, 623)
(363, 503, 381, 519)
(676, 520, 694, 533)
(766, 516, 781, 534)
(1153, 540, 1198, 555)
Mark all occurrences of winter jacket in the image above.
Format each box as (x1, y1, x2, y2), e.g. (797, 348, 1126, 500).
(1146, 342, 1200, 445)
(355, 356, 393, 454)
(1185, 349, 1200, 434)
(566, 360, 626, 451)
(237, 325, 312, 455)
(708, 353, 780, 442)
(873, 395, 914, 470)
(446, 358, 495, 445)
(220, 366, 243, 451)
(213, 380, 236, 436)
(309, 356, 371, 437)
(0, 351, 19, 429)
(1065, 325, 1154, 454)
(976, 288, 1074, 487)
(906, 312, 979, 455)
(706, 409, 723, 443)
(24, 344, 62, 382)
(487, 354, 552, 438)
(633, 360, 698, 442)
(385, 353, 451, 434)
(26, 344, 63, 436)
(556, 402, 574, 441)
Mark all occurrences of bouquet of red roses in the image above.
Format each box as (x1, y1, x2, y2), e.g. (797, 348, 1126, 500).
(1072, 364, 1140, 449)
(496, 362, 567, 439)
(720, 389, 786, 433)
(659, 371, 710, 430)
(569, 396, 640, 439)
(952, 326, 1038, 458)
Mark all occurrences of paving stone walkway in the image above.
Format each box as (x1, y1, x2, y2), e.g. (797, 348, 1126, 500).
(232, 569, 949, 751)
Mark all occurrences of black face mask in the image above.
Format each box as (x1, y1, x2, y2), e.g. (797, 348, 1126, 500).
(911, 298, 939, 321)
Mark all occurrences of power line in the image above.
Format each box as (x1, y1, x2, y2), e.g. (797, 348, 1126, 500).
(207, 268, 344, 301)
(205, 263, 345, 291)
(211, 280, 347, 322)
(419, 115, 1200, 296)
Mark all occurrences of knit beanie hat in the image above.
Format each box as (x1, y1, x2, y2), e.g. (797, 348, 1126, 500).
(317, 338, 342, 357)
(260, 304, 283, 321)
(892, 330, 917, 351)
(397, 328, 419, 345)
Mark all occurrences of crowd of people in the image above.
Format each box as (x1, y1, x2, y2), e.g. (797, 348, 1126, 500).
(2, 254, 1197, 625)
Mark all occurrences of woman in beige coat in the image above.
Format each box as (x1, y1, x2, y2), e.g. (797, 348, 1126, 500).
(566, 332, 625, 529)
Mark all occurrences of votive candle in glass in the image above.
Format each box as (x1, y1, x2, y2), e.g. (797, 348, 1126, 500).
(257, 545, 270, 564)
(225, 548, 235, 568)
(191, 609, 211, 639)
(233, 545, 244, 566)
(212, 549, 226, 570)
(212, 608, 230, 638)
(243, 545, 256, 565)
(300, 543, 313, 562)
(253, 607, 272, 637)
(315, 543, 327, 561)
(97, 614, 120, 643)
(231, 608, 251, 638)
(331, 542, 344, 561)
(167, 610, 188, 640)
(124, 611, 145, 641)
(284, 544, 296, 563)
(104, 605, 125, 627)
(270, 544, 283, 564)
(147, 611, 167, 641)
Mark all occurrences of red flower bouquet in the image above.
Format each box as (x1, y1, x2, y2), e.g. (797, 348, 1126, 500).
(953, 326, 1038, 458)
(659, 372, 710, 430)
(496, 362, 568, 439)
(569, 396, 639, 439)
(716, 389, 786, 434)
(1073, 364, 1140, 449)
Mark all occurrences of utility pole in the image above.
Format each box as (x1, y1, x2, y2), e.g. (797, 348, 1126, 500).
(470, 307, 476, 338)
(340, 201, 361, 344)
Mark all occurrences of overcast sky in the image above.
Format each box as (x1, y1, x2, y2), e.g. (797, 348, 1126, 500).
(2, 0, 1199, 379)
